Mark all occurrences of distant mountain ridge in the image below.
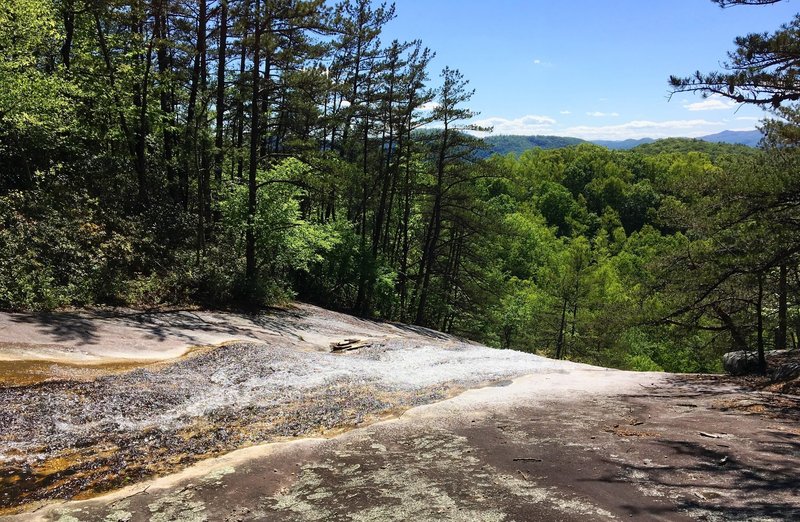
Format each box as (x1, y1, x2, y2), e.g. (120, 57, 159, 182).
(698, 130, 762, 147)
(591, 137, 655, 150)
(482, 129, 762, 156)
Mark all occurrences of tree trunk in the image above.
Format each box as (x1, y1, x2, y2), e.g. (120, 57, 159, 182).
(713, 304, 750, 353)
(195, 0, 209, 256)
(555, 297, 568, 360)
(372, 63, 397, 258)
(214, 0, 228, 187)
(398, 127, 412, 322)
(568, 302, 578, 357)
(60, 0, 75, 68)
(354, 114, 371, 314)
(414, 122, 448, 325)
(235, 0, 249, 181)
(155, 1, 177, 203)
(184, 48, 200, 210)
(133, 14, 154, 208)
(757, 273, 767, 374)
(94, 11, 137, 187)
(777, 263, 788, 350)
(245, 0, 262, 283)
(414, 193, 441, 325)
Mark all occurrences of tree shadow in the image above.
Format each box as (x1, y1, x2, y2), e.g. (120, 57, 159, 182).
(245, 307, 312, 341)
(590, 439, 800, 520)
(7, 312, 100, 346)
(3, 307, 311, 349)
(390, 322, 452, 341)
(585, 376, 800, 520)
(2, 304, 462, 354)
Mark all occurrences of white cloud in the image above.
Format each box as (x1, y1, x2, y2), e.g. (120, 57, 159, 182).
(339, 100, 351, 108)
(533, 58, 553, 67)
(418, 101, 439, 112)
(467, 113, 739, 140)
(735, 116, 761, 122)
(560, 110, 572, 115)
(586, 111, 619, 117)
(684, 94, 737, 111)
(471, 114, 556, 135)
(562, 119, 724, 140)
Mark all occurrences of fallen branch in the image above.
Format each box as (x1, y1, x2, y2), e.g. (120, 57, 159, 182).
(330, 339, 368, 352)
(699, 432, 728, 439)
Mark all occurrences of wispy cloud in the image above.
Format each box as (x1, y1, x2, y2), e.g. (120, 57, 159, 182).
(684, 94, 737, 111)
(735, 116, 761, 122)
(560, 110, 572, 115)
(467, 113, 738, 140)
(471, 115, 556, 135)
(562, 119, 723, 140)
(533, 58, 553, 67)
(586, 111, 619, 117)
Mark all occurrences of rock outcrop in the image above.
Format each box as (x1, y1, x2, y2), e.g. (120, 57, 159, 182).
(723, 349, 793, 376)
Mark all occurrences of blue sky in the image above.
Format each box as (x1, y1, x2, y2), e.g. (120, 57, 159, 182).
(380, 0, 799, 140)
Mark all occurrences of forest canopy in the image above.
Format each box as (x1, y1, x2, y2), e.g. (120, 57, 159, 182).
(1, 0, 799, 373)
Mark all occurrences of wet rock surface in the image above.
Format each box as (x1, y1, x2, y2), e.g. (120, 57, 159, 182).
(7, 372, 799, 522)
(0, 328, 570, 513)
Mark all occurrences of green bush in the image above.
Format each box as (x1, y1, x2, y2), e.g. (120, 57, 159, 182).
(626, 354, 664, 372)
(0, 187, 103, 309)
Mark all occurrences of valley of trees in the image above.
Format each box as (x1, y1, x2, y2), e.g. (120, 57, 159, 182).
(2, 0, 800, 372)
(479, 135, 586, 157)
